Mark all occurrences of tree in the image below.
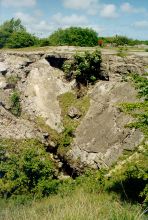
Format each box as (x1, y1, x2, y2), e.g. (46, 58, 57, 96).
(6, 31, 38, 48)
(48, 27, 98, 47)
(0, 18, 26, 48)
(0, 18, 25, 34)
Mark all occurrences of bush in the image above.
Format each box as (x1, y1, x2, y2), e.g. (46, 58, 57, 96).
(39, 38, 50, 47)
(63, 50, 102, 84)
(48, 27, 98, 47)
(10, 91, 21, 116)
(0, 139, 58, 198)
(6, 31, 38, 48)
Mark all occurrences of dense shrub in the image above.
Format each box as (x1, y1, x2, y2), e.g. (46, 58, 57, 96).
(48, 27, 98, 47)
(63, 50, 102, 84)
(6, 31, 38, 48)
(39, 38, 50, 47)
(0, 18, 39, 48)
(0, 139, 58, 198)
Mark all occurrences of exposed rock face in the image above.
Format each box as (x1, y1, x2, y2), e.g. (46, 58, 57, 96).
(19, 59, 73, 132)
(101, 55, 146, 81)
(0, 105, 41, 139)
(67, 81, 144, 171)
(0, 47, 147, 171)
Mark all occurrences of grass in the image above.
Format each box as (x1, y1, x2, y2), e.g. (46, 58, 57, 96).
(35, 116, 59, 143)
(58, 91, 90, 130)
(57, 92, 90, 155)
(0, 189, 146, 220)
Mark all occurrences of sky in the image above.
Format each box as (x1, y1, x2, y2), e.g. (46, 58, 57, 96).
(0, 0, 148, 39)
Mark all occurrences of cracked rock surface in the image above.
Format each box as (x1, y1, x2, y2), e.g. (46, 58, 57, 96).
(67, 81, 144, 170)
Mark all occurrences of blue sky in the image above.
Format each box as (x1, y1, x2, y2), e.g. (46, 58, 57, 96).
(0, 0, 148, 39)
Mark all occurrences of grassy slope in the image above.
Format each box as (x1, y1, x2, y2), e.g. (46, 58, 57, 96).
(0, 189, 146, 220)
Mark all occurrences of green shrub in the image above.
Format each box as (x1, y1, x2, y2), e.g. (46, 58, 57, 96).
(6, 31, 38, 48)
(10, 91, 21, 116)
(39, 38, 50, 47)
(63, 50, 102, 84)
(0, 139, 58, 198)
(48, 27, 98, 47)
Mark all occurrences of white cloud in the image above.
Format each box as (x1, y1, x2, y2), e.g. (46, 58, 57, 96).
(14, 12, 53, 36)
(121, 2, 145, 13)
(14, 10, 105, 37)
(100, 4, 118, 18)
(52, 13, 88, 26)
(1, 0, 36, 7)
(87, 25, 105, 35)
(15, 12, 36, 24)
(134, 20, 148, 28)
(62, 0, 98, 10)
(62, 0, 100, 15)
(62, 0, 119, 18)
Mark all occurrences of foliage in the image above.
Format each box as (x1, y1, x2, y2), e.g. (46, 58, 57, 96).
(0, 139, 58, 199)
(99, 35, 148, 46)
(10, 90, 21, 116)
(38, 38, 50, 47)
(0, 18, 26, 48)
(0, 18, 25, 34)
(6, 31, 38, 48)
(48, 27, 98, 47)
(63, 50, 102, 84)
(120, 74, 148, 137)
(106, 144, 148, 205)
(0, 31, 10, 48)
(113, 35, 132, 46)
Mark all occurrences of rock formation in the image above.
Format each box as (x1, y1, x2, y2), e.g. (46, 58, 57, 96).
(0, 47, 148, 172)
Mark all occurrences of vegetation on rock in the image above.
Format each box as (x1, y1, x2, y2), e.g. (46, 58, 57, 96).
(57, 92, 90, 155)
(10, 90, 21, 117)
(63, 50, 102, 84)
